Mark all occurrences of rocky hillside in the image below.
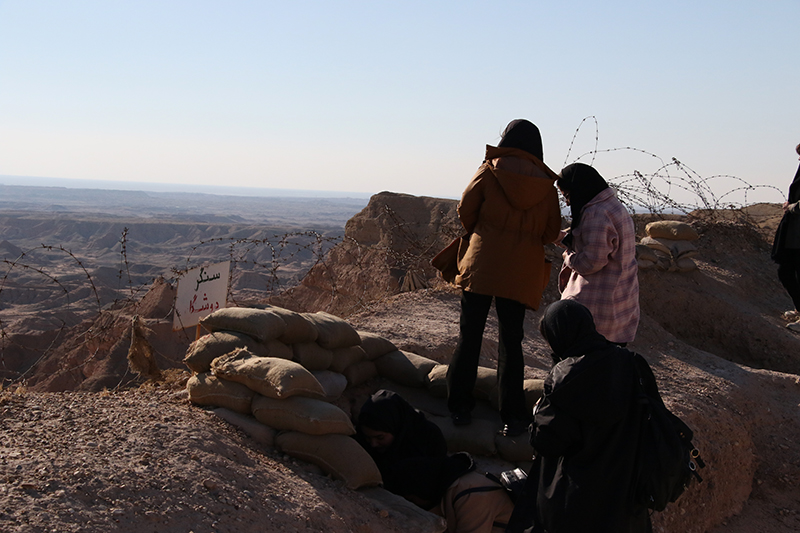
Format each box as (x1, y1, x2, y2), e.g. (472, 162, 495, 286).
(1, 192, 799, 532)
(270, 191, 461, 317)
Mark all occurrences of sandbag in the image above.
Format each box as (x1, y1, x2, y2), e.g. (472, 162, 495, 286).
(200, 307, 287, 342)
(357, 331, 397, 360)
(426, 364, 449, 398)
(186, 373, 254, 414)
(264, 339, 293, 360)
(427, 414, 498, 456)
(644, 236, 698, 260)
(301, 311, 361, 350)
(292, 342, 333, 372)
(495, 432, 535, 463)
(669, 239, 698, 259)
(635, 243, 659, 263)
(261, 305, 319, 344)
(211, 348, 325, 399)
(652, 250, 674, 271)
(374, 350, 440, 388)
(183, 331, 268, 374)
(212, 407, 277, 448)
(427, 364, 497, 402)
(675, 257, 698, 272)
(645, 220, 699, 241)
(640, 236, 672, 255)
(311, 371, 349, 402)
(251, 394, 355, 436)
(523, 379, 545, 412)
(342, 360, 378, 387)
(638, 258, 657, 270)
(275, 432, 383, 490)
(329, 345, 367, 373)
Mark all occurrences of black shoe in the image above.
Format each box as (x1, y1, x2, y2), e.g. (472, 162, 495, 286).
(451, 411, 472, 426)
(500, 420, 530, 437)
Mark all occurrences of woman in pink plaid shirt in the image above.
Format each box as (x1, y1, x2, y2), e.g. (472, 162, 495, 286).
(555, 163, 639, 344)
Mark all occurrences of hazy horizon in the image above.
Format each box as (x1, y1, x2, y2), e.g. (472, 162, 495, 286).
(0, 173, 376, 200)
(1, 2, 796, 205)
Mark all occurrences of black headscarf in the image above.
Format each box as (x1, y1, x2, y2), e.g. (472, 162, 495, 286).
(497, 119, 544, 161)
(539, 299, 611, 363)
(557, 163, 610, 248)
(788, 162, 800, 205)
(356, 389, 448, 492)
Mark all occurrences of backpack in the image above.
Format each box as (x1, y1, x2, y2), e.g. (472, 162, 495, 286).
(631, 354, 705, 511)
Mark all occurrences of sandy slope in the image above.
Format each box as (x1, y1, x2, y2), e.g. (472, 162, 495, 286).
(2, 283, 798, 532)
(1, 201, 799, 532)
(0, 380, 431, 533)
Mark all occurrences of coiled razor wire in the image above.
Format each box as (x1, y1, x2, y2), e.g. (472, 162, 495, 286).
(0, 117, 789, 387)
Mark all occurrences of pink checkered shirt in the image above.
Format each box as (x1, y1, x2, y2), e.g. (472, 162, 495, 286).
(558, 188, 640, 343)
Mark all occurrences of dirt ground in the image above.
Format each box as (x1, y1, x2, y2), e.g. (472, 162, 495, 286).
(1, 207, 800, 532)
(0, 377, 433, 533)
(3, 284, 799, 533)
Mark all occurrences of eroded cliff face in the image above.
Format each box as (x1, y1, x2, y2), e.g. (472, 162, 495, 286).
(270, 191, 460, 316)
(9, 191, 799, 393)
(6, 191, 459, 390)
(21, 276, 191, 392)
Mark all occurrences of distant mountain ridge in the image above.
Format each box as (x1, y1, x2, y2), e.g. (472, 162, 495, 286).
(0, 182, 368, 227)
(0, 174, 373, 199)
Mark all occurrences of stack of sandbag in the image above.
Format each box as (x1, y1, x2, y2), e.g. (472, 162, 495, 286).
(184, 305, 390, 489)
(637, 220, 700, 272)
(184, 304, 542, 476)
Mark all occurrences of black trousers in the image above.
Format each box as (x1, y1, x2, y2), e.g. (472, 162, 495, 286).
(778, 260, 800, 311)
(446, 290, 529, 424)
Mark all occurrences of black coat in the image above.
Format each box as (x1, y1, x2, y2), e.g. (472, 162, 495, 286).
(355, 390, 448, 494)
(772, 163, 800, 262)
(531, 348, 649, 532)
(520, 299, 650, 533)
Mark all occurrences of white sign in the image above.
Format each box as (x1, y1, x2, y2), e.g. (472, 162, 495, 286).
(173, 260, 231, 331)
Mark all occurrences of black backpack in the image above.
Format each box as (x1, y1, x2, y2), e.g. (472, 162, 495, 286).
(631, 354, 705, 511)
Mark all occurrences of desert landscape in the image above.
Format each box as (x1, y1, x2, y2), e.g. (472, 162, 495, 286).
(0, 188, 799, 533)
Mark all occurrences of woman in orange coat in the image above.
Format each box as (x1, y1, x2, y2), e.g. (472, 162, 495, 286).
(448, 119, 561, 436)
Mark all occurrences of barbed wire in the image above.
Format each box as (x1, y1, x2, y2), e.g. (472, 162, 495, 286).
(0, 119, 789, 388)
(560, 117, 786, 217)
(0, 227, 353, 389)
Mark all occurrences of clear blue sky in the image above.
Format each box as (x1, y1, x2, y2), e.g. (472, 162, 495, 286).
(1, 1, 797, 204)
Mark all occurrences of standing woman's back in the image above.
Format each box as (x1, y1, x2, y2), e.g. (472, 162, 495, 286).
(445, 119, 562, 434)
(455, 122, 562, 309)
(556, 163, 639, 344)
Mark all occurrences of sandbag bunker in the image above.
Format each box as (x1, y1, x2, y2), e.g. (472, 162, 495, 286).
(184, 305, 543, 490)
(636, 220, 700, 272)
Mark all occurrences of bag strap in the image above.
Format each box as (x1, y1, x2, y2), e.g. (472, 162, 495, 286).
(484, 472, 503, 485)
(452, 485, 504, 505)
(632, 353, 705, 482)
(452, 476, 504, 505)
